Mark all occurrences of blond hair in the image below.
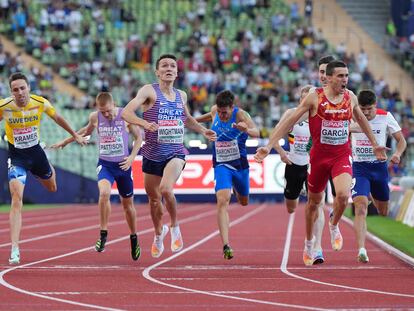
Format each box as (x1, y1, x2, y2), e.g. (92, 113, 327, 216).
(96, 92, 113, 107)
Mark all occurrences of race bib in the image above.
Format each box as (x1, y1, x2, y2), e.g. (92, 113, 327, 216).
(157, 119, 184, 144)
(320, 120, 349, 145)
(215, 140, 240, 162)
(13, 127, 39, 149)
(99, 135, 125, 157)
(292, 135, 309, 155)
(352, 139, 375, 161)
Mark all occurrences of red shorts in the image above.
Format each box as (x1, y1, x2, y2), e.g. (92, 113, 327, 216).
(308, 149, 352, 193)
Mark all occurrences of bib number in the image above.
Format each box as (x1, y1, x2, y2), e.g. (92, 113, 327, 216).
(215, 140, 240, 162)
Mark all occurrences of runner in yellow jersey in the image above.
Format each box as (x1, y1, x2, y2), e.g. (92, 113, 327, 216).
(0, 72, 87, 265)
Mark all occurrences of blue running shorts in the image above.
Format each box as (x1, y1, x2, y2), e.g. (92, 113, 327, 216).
(214, 165, 249, 196)
(351, 161, 389, 201)
(97, 158, 133, 198)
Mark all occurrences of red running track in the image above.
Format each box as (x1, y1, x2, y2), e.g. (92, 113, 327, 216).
(0, 203, 413, 310)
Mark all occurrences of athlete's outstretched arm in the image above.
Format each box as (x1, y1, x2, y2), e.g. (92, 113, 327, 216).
(122, 84, 158, 132)
(50, 111, 88, 146)
(254, 93, 314, 162)
(195, 112, 213, 123)
(50, 112, 97, 148)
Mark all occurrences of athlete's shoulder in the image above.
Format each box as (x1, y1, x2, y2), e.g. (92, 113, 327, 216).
(29, 94, 48, 104)
(376, 108, 387, 115)
(315, 87, 324, 93)
(0, 96, 14, 109)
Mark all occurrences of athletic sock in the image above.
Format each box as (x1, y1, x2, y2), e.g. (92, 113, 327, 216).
(100, 230, 108, 240)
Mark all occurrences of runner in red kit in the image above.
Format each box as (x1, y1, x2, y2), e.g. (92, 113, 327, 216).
(265, 60, 387, 266)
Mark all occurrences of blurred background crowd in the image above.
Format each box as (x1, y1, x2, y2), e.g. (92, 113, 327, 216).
(0, 0, 413, 180)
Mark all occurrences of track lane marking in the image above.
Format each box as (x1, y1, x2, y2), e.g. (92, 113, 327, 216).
(0, 204, 210, 248)
(143, 204, 332, 311)
(280, 213, 414, 299)
(0, 204, 219, 310)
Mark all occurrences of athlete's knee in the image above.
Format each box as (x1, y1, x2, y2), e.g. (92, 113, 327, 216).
(10, 189, 23, 204)
(121, 198, 134, 212)
(48, 183, 57, 192)
(159, 184, 173, 198)
(217, 196, 230, 208)
(377, 203, 388, 216)
(149, 197, 162, 209)
(334, 192, 349, 207)
(307, 198, 321, 211)
(354, 202, 367, 217)
(99, 189, 111, 202)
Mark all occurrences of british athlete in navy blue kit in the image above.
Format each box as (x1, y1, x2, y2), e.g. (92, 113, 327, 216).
(351, 90, 406, 263)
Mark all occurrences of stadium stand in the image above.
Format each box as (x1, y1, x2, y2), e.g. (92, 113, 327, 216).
(0, 0, 413, 181)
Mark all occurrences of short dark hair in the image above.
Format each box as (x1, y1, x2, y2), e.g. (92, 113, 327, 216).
(357, 89, 376, 106)
(318, 55, 335, 67)
(216, 90, 235, 108)
(326, 60, 347, 76)
(9, 72, 29, 87)
(155, 54, 177, 69)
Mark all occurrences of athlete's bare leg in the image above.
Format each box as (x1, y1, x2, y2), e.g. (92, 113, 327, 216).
(159, 158, 185, 228)
(216, 189, 231, 245)
(144, 173, 163, 235)
(331, 173, 352, 225)
(305, 191, 324, 241)
(120, 196, 136, 234)
(9, 179, 24, 248)
(286, 198, 298, 214)
(353, 195, 368, 249)
(98, 179, 112, 230)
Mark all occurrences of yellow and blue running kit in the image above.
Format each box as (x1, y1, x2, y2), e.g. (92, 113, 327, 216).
(0, 95, 56, 183)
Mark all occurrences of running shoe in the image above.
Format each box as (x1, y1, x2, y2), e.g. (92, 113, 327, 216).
(357, 247, 369, 263)
(312, 250, 325, 265)
(170, 225, 183, 252)
(223, 244, 234, 260)
(303, 248, 313, 266)
(151, 225, 169, 258)
(329, 223, 343, 251)
(303, 239, 314, 266)
(329, 209, 343, 251)
(130, 234, 141, 261)
(95, 238, 107, 252)
(8, 246, 20, 265)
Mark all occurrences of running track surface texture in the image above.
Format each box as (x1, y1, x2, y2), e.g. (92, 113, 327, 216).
(0, 203, 413, 311)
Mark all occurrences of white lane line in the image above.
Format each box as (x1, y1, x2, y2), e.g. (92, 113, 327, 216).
(0, 214, 113, 234)
(0, 204, 211, 248)
(280, 213, 414, 299)
(0, 205, 219, 311)
(36, 289, 360, 295)
(143, 204, 332, 311)
(341, 215, 414, 267)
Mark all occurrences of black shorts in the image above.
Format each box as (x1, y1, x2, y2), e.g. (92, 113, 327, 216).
(8, 143, 52, 179)
(142, 155, 185, 177)
(284, 163, 308, 200)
